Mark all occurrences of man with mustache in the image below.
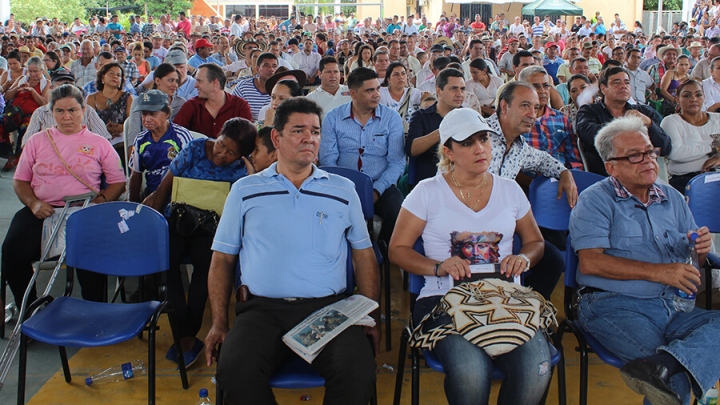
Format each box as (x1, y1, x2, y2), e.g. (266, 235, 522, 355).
(577, 66, 671, 176)
(319, 67, 405, 246)
(485, 81, 578, 300)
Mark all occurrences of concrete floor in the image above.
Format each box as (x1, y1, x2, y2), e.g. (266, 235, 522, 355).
(1, 164, 718, 404)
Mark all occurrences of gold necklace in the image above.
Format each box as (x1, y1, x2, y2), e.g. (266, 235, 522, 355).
(451, 171, 489, 210)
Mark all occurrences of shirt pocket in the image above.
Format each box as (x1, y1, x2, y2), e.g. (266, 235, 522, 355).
(609, 221, 644, 252)
(312, 210, 348, 259)
(365, 133, 387, 156)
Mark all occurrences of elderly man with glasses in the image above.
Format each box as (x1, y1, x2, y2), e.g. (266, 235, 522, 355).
(569, 114, 720, 405)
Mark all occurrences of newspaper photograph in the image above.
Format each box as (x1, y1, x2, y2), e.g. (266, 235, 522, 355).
(283, 295, 378, 363)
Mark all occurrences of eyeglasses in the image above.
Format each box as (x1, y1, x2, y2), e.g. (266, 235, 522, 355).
(608, 148, 660, 164)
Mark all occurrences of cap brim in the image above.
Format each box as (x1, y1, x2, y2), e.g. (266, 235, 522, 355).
(132, 104, 165, 113)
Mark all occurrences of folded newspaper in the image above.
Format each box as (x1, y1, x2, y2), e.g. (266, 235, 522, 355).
(282, 295, 378, 363)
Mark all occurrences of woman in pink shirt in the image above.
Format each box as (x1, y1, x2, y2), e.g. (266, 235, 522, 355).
(2, 84, 126, 308)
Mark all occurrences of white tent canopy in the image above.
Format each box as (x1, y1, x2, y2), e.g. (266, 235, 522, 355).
(445, 0, 533, 4)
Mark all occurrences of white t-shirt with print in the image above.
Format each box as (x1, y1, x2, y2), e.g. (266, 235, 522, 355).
(402, 172, 530, 300)
(379, 87, 422, 124)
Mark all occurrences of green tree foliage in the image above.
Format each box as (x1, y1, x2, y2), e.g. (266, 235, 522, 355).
(10, 0, 96, 24)
(643, 0, 682, 11)
(10, 0, 193, 25)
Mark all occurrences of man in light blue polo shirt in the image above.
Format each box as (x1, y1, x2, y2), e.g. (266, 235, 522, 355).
(204, 97, 380, 405)
(569, 116, 720, 405)
(320, 67, 405, 245)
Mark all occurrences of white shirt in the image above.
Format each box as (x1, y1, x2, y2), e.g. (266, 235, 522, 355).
(402, 173, 530, 299)
(702, 77, 720, 111)
(230, 22, 243, 37)
(466, 75, 504, 106)
(417, 77, 436, 94)
(152, 46, 168, 61)
(401, 23, 419, 35)
(509, 23, 525, 36)
(292, 51, 322, 78)
(379, 87, 422, 124)
(661, 113, 720, 175)
(305, 84, 352, 120)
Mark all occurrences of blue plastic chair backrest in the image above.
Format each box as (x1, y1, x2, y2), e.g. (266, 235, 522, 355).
(564, 234, 579, 290)
(408, 234, 522, 296)
(528, 170, 605, 231)
(320, 166, 374, 220)
(685, 173, 720, 233)
(65, 202, 169, 277)
(234, 244, 355, 297)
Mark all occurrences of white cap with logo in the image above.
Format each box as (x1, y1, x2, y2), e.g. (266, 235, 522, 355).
(439, 108, 498, 145)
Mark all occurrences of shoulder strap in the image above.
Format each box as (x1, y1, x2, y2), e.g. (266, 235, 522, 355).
(45, 129, 99, 194)
(397, 89, 413, 120)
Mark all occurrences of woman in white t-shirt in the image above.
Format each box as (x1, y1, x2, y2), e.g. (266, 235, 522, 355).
(389, 108, 550, 405)
(379, 63, 423, 131)
(661, 80, 720, 192)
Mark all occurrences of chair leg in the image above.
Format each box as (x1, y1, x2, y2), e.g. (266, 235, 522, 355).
(579, 342, 589, 405)
(59, 346, 71, 383)
(148, 315, 156, 405)
(1, 270, 7, 339)
(216, 343, 224, 405)
(411, 347, 420, 405)
(17, 334, 27, 405)
(393, 328, 410, 405)
(166, 311, 189, 389)
(384, 257, 392, 352)
(555, 331, 567, 405)
(705, 264, 713, 310)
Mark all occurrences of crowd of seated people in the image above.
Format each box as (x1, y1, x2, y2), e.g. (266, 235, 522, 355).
(1, 9, 720, 404)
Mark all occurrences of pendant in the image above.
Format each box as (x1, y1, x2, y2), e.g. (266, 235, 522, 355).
(106, 98, 113, 107)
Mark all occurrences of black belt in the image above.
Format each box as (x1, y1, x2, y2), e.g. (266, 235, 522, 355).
(580, 286, 606, 295)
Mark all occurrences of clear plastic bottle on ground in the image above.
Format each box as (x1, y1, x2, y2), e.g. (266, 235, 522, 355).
(85, 360, 146, 385)
(4, 302, 18, 323)
(673, 231, 699, 313)
(196, 388, 212, 405)
(699, 386, 718, 405)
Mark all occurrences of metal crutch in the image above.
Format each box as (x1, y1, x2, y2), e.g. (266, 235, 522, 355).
(0, 192, 96, 389)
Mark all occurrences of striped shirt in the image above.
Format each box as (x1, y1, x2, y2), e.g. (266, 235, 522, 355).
(70, 58, 98, 89)
(231, 77, 270, 121)
(22, 105, 111, 147)
(532, 23, 544, 37)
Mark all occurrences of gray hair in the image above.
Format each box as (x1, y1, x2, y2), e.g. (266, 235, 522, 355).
(595, 116, 649, 162)
(517, 65, 548, 83)
(26, 56, 45, 71)
(50, 84, 85, 110)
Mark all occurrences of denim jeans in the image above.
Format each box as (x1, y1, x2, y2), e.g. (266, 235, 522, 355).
(414, 296, 552, 405)
(578, 289, 720, 404)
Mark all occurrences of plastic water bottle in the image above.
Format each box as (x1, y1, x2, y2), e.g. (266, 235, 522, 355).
(85, 360, 146, 385)
(196, 388, 212, 405)
(673, 232, 699, 313)
(4, 302, 18, 323)
(699, 386, 718, 405)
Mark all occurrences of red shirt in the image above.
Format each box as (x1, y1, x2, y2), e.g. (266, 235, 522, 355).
(471, 21, 486, 31)
(173, 94, 252, 138)
(176, 19, 192, 37)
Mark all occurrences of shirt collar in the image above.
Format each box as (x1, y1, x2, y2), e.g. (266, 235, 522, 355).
(609, 176, 667, 206)
(345, 102, 379, 121)
(263, 162, 328, 180)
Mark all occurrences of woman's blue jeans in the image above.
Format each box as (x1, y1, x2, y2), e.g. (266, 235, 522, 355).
(414, 296, 552, 405)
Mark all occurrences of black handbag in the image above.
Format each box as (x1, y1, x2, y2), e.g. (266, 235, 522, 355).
(168, 203, 219, 237)
(2, 104, 23, 133)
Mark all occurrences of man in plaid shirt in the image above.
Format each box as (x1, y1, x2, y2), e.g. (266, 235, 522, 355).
(518, 66, 583, 170)
(648, 45, 678, 87)
(113, 46, 139, 84)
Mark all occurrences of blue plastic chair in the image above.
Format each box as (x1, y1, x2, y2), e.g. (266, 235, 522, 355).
(17, 202, 189, 405)
(320, 166, 392, 351)
(215, 245, 377, 405)
(556, 235, 624, 405)
(393, 238, 564, 405)
(685, 173, 720, 309)
(528, 171, 605, 232)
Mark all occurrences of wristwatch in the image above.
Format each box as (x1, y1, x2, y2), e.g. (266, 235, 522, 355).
(517, 254, 531, 272)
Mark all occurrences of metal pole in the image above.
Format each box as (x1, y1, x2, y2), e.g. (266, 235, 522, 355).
(657, 0, 663, 34)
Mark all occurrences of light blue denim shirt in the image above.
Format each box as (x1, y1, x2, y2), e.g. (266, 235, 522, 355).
(211, 163, 372, 299)
(319, 102, 405, 195)
(569, 177, 697, 298)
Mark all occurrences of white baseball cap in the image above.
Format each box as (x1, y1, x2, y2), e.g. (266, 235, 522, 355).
(439, 108, 497, 145)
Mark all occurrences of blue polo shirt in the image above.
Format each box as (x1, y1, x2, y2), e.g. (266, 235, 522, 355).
(130, 123, 194, 193)
(212, 163, 372, 298)
(188, 54, 223, 69)
(319, 102, 405, 195)
(569, 177, 697, 298)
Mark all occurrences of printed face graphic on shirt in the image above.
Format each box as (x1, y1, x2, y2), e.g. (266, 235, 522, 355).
(450, 231, 502, 264)
(78, 144, 94, 156)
